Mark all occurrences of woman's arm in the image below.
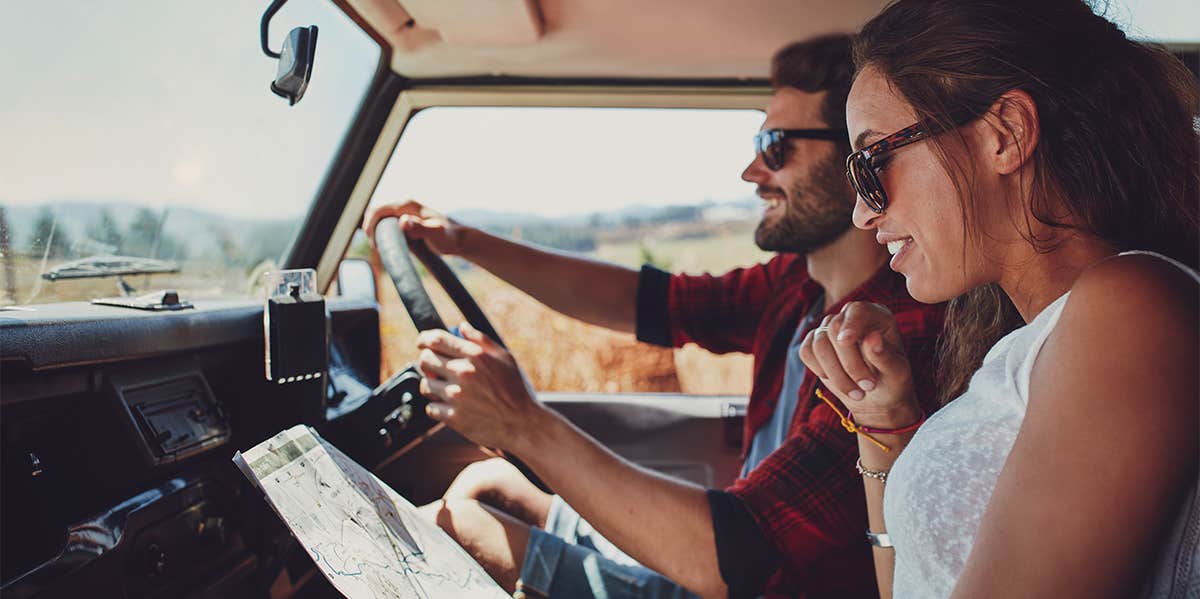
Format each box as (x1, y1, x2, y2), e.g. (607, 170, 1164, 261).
(855, 430, 915, 599)
(952, 255, 1199, 598)
(799, 301, 926, 599)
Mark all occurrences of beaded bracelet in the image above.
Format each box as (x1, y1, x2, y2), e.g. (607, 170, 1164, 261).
(856, 457, 889, 485)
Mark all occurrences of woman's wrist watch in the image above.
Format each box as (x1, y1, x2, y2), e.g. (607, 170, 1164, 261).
(867, 530, 894, 548)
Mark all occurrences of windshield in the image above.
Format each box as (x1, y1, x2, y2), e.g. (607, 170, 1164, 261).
(363, 106, 771, 395)
(0, 0, 379, 306)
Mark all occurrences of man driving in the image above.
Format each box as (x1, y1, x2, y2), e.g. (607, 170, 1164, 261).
(365, 36, 945, 599)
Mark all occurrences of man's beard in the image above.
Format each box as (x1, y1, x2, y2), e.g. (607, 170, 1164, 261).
(754, 151, 855, 254)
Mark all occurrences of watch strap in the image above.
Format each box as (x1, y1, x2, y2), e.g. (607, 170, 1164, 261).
(867, 531, 894, 548)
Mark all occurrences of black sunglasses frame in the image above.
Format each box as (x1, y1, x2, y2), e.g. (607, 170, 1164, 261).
(755, 128, 848, 171)
(844, 122, 929, 214)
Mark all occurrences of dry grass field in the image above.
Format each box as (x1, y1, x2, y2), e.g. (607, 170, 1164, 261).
(0, 255, 260, 306)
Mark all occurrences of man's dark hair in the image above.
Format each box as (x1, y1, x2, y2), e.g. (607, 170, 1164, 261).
(770, 34, 855, 158)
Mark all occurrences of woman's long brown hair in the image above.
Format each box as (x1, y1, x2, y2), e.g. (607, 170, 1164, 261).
(854, 0, 1200, 403)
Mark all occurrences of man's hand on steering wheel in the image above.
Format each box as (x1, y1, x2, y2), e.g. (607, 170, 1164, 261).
(363, 200, 470, 257)
(364, 200, 549, 490)
(416, 322, 545, 454)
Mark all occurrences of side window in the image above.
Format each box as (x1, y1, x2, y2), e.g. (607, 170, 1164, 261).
(366, 107, 769, 395)
(1, 0, 379, 306)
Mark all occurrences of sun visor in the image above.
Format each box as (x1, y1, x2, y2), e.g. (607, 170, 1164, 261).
(397, 0, 544, 47)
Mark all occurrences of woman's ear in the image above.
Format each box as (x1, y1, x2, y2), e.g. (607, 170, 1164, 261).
(980, 89, 1040, 175)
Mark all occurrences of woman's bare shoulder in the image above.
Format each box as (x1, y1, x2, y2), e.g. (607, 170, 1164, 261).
(1066, 252, 1197, 332)
(1040, 252, 1198, 406)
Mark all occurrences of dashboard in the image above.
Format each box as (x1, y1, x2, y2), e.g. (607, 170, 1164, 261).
(0, 297, 426, 598)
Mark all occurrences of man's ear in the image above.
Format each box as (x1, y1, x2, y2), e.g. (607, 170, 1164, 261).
(980, 89, 1040, 175)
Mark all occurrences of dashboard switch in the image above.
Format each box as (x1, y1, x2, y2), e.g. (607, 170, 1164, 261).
(29, 452, 43, 478)
(143, 543, 167, 577)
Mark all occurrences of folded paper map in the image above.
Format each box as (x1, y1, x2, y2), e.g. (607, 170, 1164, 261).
(233, 425, 509, 598)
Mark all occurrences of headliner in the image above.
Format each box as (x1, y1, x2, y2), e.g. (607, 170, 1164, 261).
(342, 0, 891, 80)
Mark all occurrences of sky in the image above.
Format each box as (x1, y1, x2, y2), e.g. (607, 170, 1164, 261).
(373, 107, 765, 218)
(0, 0, 379, 221)
(1106, 0, 1200, 41)
(1, 0, 1195, 221)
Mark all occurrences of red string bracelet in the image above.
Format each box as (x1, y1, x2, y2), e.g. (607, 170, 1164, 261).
(816, 388, 890, 452)
(855, 413, 926, 435)
(815, 388, 926, 453)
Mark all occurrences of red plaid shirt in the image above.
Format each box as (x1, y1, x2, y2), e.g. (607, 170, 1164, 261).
(651, 254, 944, 598)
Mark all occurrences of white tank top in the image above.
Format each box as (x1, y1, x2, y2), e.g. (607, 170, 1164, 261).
(884, 251, 1200, 598)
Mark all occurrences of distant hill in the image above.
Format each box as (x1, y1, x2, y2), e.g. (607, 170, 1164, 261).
(447, 198, 760, 252)
(448, 198, 758, 230)
(448, 209, 559, 228)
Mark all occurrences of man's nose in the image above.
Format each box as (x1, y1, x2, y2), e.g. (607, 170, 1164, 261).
(852, 196, 882, 230)
(741, 152, 768, 184)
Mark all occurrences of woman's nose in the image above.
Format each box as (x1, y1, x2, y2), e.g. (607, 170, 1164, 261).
(852, 196, 882, 230)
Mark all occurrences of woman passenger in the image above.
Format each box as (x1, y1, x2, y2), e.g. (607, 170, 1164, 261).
(799, 1, 1199, 597)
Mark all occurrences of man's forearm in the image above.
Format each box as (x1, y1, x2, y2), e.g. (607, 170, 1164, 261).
(458, 227, 639, 334)
(512, 406, 728, 599)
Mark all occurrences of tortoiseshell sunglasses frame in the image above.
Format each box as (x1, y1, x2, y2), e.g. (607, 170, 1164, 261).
(845, 122, 930, 214)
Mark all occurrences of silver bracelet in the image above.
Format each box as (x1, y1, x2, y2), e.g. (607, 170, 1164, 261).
(856, 457, 889, 485)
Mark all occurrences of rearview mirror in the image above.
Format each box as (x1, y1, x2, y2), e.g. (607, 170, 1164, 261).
(270, 26, 318, 105)
(260, 0, 318, 106)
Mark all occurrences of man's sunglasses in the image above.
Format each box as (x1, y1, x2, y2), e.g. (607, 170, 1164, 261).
(755, 128, 849, 171)
(844, 122, 929, 214)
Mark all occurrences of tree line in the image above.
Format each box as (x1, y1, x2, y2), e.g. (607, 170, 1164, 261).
(1, 206, 291, 269)
(14, 206, 187, 260)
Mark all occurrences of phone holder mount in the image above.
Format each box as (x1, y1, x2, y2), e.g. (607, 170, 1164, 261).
(263, 269, 328, 385)
(260, 0, 318, 105)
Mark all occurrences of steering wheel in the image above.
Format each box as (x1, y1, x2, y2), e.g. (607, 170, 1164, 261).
(372, 216, 549, 492)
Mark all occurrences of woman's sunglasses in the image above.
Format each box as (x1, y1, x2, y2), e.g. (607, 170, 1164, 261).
(844, 122, 929, 214)
(754, 128, 848, 171)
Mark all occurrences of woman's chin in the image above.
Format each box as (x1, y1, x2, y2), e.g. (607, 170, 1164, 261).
(903, 273, 958, 305)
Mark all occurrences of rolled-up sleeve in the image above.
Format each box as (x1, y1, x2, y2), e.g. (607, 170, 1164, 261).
(726, 407, 867, 579)
(635, 255, 802, 355)
(635, 264, 673, 347)
(707, 489, 780, 598)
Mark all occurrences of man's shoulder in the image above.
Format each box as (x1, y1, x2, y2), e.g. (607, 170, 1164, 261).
(682, 253, 811, 293)
(761, 253, 810, 286)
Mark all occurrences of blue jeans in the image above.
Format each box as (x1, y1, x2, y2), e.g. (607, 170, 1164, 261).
(515, 496, 699, 599)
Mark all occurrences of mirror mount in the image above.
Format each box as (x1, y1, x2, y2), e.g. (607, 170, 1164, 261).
(259, 0, 288, 59)
(260, 0, 318, 105)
